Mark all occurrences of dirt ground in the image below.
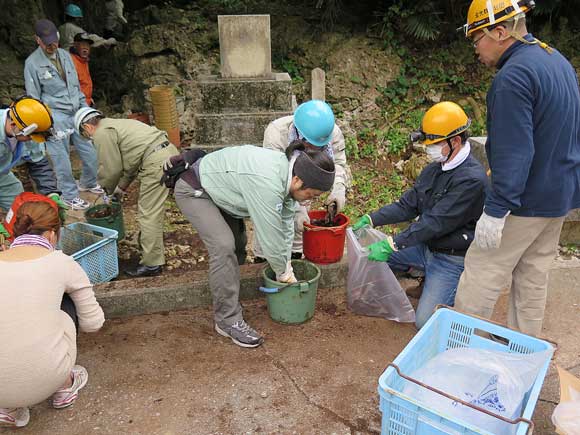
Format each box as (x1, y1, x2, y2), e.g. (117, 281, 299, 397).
(6, 265, 579, 435)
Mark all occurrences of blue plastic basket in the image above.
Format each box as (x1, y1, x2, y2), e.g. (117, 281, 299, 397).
(378, 307, 554, 435)
(59, 222, 119, 284)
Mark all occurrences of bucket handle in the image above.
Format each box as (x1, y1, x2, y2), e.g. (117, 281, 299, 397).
(259, 281, 310, 294)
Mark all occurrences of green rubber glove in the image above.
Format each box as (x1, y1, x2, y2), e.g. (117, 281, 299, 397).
(352, 214, 372, 232)
(48, 193, 68, 224)
(367, 237, 397, 262)
(0, 223, 10, 240)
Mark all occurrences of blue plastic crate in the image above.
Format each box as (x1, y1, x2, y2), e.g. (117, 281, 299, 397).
(59, 222, 119, 284)
(378, 308, 554, 435)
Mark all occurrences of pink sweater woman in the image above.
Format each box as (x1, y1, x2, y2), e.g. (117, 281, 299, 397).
(0, 198, 104, 428)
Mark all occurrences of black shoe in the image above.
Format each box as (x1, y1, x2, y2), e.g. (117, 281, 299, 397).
(126, 265, 162, 277)
(290, 252, 303, 260)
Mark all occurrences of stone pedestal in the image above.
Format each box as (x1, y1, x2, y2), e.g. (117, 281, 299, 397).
(192, 73, 293, 149)
(218, 15, 273, 79)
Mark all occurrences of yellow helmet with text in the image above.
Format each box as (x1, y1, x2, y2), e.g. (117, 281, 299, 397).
(8, 96, 54, 143)
(464, 0, 535, 37)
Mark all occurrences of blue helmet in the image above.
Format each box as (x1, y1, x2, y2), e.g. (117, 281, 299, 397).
(65, 4, 83, 18)
(293, 100, 335, 147)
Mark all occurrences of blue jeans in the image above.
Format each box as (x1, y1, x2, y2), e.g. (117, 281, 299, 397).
(0, 172, 24, 211)
(45, 110, 97, 200)
(388, 243, 465, 329)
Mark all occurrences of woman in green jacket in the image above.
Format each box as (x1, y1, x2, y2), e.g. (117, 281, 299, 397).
(171, 143, 335, 348)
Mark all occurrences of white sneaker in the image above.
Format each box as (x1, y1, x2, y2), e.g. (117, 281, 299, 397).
(51, 365, 89, 409)
(78, 184, 105, 194)
(0, 407, 30, 427)
(63, 197, 90, 210)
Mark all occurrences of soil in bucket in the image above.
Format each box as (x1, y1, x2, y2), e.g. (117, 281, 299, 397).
(85, 203, 125, 241)
(303, 210, 350, 264)
(262, 260, 321, 324)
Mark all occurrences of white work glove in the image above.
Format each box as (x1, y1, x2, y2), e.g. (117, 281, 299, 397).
(474, 211, 508, 250)
(326, 183, 346, 213)
(277, 261, 297, 283)
(294, 205, 310, 234)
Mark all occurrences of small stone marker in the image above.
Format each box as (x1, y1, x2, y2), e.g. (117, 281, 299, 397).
(218, 15, 272, 79)
(311, 68, 326, 101)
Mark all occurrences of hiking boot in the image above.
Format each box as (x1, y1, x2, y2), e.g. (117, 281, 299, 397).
(63, 197, 90, 210)
(215, 319, 264, 348)
(78, 183, 105, 194)
(52, 365, 89, 409)
(126, 265, 162, 277)
(0, 407, 30, 428)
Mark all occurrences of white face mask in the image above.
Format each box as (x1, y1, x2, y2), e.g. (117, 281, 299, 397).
(426, 144, 448, 163)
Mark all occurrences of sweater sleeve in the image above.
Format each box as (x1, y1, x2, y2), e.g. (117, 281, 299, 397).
(64, 256, 105, 333)
(393, 177, 486, 249)
(369, 186, 420, 227)
(241, 177, 292, 275)
(485, 68, 535, 218)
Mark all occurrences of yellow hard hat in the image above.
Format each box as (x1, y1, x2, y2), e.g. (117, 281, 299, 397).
(417, 101, 471, 145)
(464, 0, 535, 37)
(9, 96, 54, 143)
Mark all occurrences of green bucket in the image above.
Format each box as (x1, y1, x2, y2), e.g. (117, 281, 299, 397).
(260, 260, 321, 324)
(84, 203, 125, 241)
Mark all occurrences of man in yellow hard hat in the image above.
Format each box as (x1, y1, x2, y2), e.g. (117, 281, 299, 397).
(455, 0, 580, 336)
(0, 96, 64, 213)
(352, 102, 488, 329)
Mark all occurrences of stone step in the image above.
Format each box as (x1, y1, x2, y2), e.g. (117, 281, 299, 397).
(193, 111, 291, 146)
(198, 73, 293, 114)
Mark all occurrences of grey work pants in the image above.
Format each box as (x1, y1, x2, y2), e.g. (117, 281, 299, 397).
(174, 178, 247, 325)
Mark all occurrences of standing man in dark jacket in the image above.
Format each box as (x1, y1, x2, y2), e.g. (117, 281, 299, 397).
(455, 0, 580, 336)
(352, 102, 488, 329)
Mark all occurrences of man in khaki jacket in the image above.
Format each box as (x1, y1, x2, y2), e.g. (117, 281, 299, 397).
(74, 108, 178, 277)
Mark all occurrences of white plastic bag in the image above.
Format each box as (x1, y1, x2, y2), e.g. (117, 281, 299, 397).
(402, 347, 552, 435)
(552, 366, 580, 435)
(346, 227, 415, 323)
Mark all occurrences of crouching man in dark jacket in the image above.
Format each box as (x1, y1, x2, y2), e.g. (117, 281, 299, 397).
(352, 102, 488, 329)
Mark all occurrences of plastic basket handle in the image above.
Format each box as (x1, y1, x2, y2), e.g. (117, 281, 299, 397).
(434, 304, 559, 353)
(385, 363, 535, 434)
(258, 281, 310, 294)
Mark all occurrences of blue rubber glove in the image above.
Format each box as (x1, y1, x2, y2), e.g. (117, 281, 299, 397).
(367, 237, 397, 262)
(352, 214, 372, 232)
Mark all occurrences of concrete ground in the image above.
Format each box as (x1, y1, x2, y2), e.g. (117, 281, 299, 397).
(6, 266, 580, 435)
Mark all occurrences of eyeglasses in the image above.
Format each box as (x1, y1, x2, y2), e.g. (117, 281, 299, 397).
(472, 33, 486, 48)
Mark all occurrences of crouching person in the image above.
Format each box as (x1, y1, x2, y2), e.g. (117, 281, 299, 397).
(74, 108, 179, 277)
(168, 143, 335, 348)
(352, 102, 488, 329)
(0, 197, 104, 428)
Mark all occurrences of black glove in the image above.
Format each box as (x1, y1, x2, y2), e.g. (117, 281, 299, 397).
(160, 149, 206, 189)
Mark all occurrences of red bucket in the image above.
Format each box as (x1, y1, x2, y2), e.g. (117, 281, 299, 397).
(303, 210, 350, 264)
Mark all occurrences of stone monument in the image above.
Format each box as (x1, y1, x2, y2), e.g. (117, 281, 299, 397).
(192, 15, 292, 149)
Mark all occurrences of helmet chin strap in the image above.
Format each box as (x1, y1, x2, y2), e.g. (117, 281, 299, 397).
(444, 138, 455, 163)
(483, 14, 553, 53)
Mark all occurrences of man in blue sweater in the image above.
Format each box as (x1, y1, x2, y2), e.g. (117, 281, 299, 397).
(455, 0, 580, 336)
(352, 102, 488, 329)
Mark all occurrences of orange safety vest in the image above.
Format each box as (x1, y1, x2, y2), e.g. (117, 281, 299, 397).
(70, 52, 93, 106)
